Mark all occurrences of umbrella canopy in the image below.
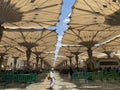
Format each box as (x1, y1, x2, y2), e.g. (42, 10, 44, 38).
(94, 36, 120, 55)
(62, 30, 120, 48)
(62, 30, 120, 70)
(61, 0, 120, 70)
(0, 29, 57, 68)
(1, 29, 57, 50)
(7, 47, 24, 56)
(60, 46, 87, 54)
(106, 36, 120, 46)
(0, 45, 11, 55)
(58, 46, 88, 68)
(69, 0, 120, 30)
(0, 0, 62, 28)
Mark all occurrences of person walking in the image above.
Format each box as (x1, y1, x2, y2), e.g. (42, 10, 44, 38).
(49, 68, 55, 89)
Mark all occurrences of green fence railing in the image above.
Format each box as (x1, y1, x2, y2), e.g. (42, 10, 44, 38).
(0, 73, 38, 83)
(72, 70, 120, 81)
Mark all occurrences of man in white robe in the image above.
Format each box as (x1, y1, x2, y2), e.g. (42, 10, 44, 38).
(49, 68, 55, 89)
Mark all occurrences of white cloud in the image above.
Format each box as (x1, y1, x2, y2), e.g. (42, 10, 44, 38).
(58, 35, 63, 41)
(63, 18, 70, 23)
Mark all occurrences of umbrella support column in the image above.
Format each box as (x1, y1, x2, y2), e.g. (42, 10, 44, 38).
(26, 48, 32, 69)
(0, 25, 4, 41)
(87, 48, 94, 71)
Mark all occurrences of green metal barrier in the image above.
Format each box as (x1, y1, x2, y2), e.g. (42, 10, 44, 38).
(0, 73, 14, 83)
(15, 74, 38, 83)
(0, 72, 38, 83)
(72, 71, 89, 80)
(72, 70, 120, 81)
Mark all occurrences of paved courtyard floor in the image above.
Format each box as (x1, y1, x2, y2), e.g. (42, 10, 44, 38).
(0, 72, 120, 90)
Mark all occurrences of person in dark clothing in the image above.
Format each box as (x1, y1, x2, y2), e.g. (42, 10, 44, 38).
(69, 67, 73, 79)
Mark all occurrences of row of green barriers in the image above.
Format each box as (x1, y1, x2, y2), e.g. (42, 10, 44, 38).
(0, 73, 38, 83)
(72, 70, 120, 81)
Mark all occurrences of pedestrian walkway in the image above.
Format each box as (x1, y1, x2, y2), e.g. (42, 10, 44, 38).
(25, 72, 79, 90)
(1, 72, 120, 90)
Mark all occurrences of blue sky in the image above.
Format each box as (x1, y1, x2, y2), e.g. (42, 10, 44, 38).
(54, 0, 76, 61)
(56, 0, 75, 35)
(56, 0, 75, 45)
